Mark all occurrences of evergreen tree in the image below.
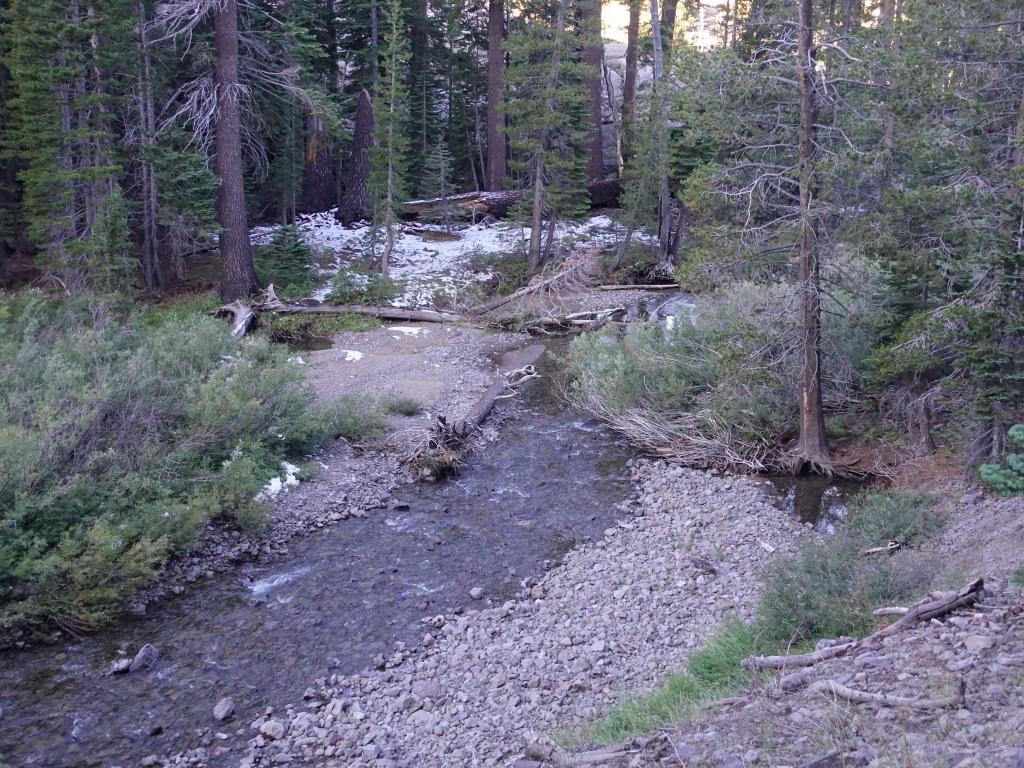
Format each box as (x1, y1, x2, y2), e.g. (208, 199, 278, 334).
(369, 0, 411, 275)
(503, 0, 591, 270)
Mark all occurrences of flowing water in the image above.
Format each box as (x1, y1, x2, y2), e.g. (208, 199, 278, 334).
(0, 351, 634, 768)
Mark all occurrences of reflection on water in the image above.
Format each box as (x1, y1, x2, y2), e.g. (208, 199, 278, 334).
(765, 474, 866, 532)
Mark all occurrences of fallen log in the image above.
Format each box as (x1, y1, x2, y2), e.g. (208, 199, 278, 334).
(271, 303, 466, 324)
(863, 540, 902, 556)
(808, 678, 965, 709)
(744, 578, 984, 670)
(401, 178, 623, 222)
(597, 283, 678, 291)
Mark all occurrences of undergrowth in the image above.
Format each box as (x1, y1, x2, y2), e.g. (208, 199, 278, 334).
(259, 312, 380, 344)
(0, 291, 360, 640)
(327, 265, 402, 305)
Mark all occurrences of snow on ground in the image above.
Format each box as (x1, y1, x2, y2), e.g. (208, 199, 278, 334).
(250, 209, 624, 308)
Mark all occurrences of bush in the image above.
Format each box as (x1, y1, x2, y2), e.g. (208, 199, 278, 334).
(467, 250, 532, 298)
(0, 292, 342, 638)
(758, 490, 937, 644)
(255, 226, 317, 301)
(384, 396, 423, 416)
(332, 394, 389, 442)
(567, 280, 875, 470)
(259, 312, 380, 344)
(327, 265, 402, 305)
(979, 424, 1024, 495)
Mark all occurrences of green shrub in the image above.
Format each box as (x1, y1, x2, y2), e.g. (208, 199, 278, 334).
(979, 424, 1024, 495)
(327, 265, 402, 305)
(843, 490, 940, 547)
(331, 394, 389, 442)
(0, 292, 341, 638)
(255, 226, 317, 301)
(259, 312, 380, 344)
(467, 250, 532, 297)
(758, 490, 938, 644)
(384, 396, 423, 416)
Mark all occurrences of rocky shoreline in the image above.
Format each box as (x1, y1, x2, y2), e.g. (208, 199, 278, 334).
(168, 461, 808, 767)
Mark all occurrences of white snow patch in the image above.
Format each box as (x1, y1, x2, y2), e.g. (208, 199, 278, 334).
(340, 349, 364, 362)
(250, 210, 625, 308)
(388, 325, 425, 335)
(255, 461, 301, 502)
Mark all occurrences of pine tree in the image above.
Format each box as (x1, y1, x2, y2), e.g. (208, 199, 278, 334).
(369, 0, 411, 275)
(503, 0, 590, 271)
(420, 137, 454, 229)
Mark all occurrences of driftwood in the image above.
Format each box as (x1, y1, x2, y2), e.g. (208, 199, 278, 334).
(216, 285, 466, 338)
(471, 247, 602, 318)
(417, 355, 543, 477)
(596, 283, 677, 291)
(401, 178, 623, 222)
(744, 578, 984, 670)
(218, 300, 256, 340)
(808, 678, 965, 709)
(862, 541, 902, 556)
(271, 303, 465, 324)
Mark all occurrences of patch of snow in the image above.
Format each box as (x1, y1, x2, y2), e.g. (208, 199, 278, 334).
(255, 461, 302, 502)
(339, 349, 364, 362)
(250, 210, 625, 309)
(389, 325, 425, 335)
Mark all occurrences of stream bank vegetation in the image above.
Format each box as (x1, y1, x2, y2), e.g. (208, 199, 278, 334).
(0, 293, 371, 644)
(566, 489, 943, 745)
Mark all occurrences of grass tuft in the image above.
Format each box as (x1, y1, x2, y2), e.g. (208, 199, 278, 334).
(384, 396, 424, 416)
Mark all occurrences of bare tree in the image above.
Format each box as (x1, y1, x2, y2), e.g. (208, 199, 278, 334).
(793, 0, 829, 470)
(622, 0, 640, 138)
(486, 0, 507, 190)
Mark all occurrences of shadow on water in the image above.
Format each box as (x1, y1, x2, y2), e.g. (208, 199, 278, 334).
(764, 474, 867, 532)
(0, 345, 633, 768)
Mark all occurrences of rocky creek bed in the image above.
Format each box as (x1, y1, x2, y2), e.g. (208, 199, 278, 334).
(165, 462, 808, 768)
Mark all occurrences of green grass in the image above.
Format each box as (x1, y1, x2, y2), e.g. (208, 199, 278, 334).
(564, 621, 768, 745)
(384, 396, 423, 416)
(333, 395, 389, 442)
(1011, 568, 1024, 588)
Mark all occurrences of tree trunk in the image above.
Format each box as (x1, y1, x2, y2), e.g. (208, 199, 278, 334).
(301, 112, 336, 212)
(136, 0, 170, 292)
(660, 0, 679, 64)
(793, 0, 829, 471)
(528, 161, 545, 270)
(650, 0, 672, 259)
(582, 0, 604, 181)
(400, 178, 621, 221)
(336, 89, 374, 225)
(214, 0, 260, 301)
(622, 0, 640, 129)
(485, 0, 506, 191)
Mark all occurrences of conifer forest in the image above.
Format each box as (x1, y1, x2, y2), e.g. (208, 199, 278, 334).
(0, 1, 1023, 767)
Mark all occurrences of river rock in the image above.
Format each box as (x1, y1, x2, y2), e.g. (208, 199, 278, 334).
(963, 635, 996, 653)
(411, 680, 447, 700)
(260, 720, 286, 740)
(108, 657, 132, 675)
(129, 644, 159, 672)
(469, 587, 484, 600)
(213, 697, 235, 721)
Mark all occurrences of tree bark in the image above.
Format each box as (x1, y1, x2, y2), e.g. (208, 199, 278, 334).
(660, 0, 679, 64)
(650, 0, 672, 260)
(301, 111, 336, 212)
(214, 0, 260, 301)
(582, 0, 604, 181)
(622, 0, 640, 130)
(485, 0, 507, 191)
(336, 89, 374, 225)
(793, 0, 829, 471)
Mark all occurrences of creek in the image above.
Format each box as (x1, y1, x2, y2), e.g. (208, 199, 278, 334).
(0, 332, 859, 768)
